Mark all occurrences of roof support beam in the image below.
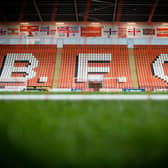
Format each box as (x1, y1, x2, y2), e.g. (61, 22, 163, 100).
(89, 4, 113, 13)
(74, 0, 79, 22)
(84, 0, 91, 21)
(116, 0, 123, 22)
(19, 0, 26, 22)
(79, 4, 113, 17)
(92, 0, 113, 5)
(51, 0, 58, 21)
(113, 0, 118, 22)
(33, 0, 43, 22)
(148, 0, 159, 23)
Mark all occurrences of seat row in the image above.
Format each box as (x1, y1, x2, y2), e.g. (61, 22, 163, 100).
(0, 44, 167, 89)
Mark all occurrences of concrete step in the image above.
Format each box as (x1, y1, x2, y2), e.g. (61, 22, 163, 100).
(128, 48, 139, 88)
(52, 48, 63, 88)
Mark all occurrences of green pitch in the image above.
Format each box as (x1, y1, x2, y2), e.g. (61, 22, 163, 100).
(0, 100, 168, 168)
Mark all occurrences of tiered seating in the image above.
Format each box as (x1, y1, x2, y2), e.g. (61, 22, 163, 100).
(134, 45, 168, 89)
(58, 45, 132, 89)
(0, 45, 57, 87)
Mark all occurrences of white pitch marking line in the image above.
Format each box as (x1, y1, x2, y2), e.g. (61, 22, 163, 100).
(0, 94, 168, 100)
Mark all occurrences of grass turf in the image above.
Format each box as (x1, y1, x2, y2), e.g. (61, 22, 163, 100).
(0, 100, 168, 168)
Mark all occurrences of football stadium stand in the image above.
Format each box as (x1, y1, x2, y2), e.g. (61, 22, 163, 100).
(0, 44, 168, 90)
(58, 45, 132, 89)
(134, 45, 168, 89)
(0, 45, 57, 88)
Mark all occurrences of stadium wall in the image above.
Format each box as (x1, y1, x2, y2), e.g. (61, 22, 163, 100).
(1, 38, 168, 48)
(0, 22, 168, 47)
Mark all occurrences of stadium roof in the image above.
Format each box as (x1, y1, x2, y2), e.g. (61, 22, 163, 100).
(0, 0, 168, 23)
